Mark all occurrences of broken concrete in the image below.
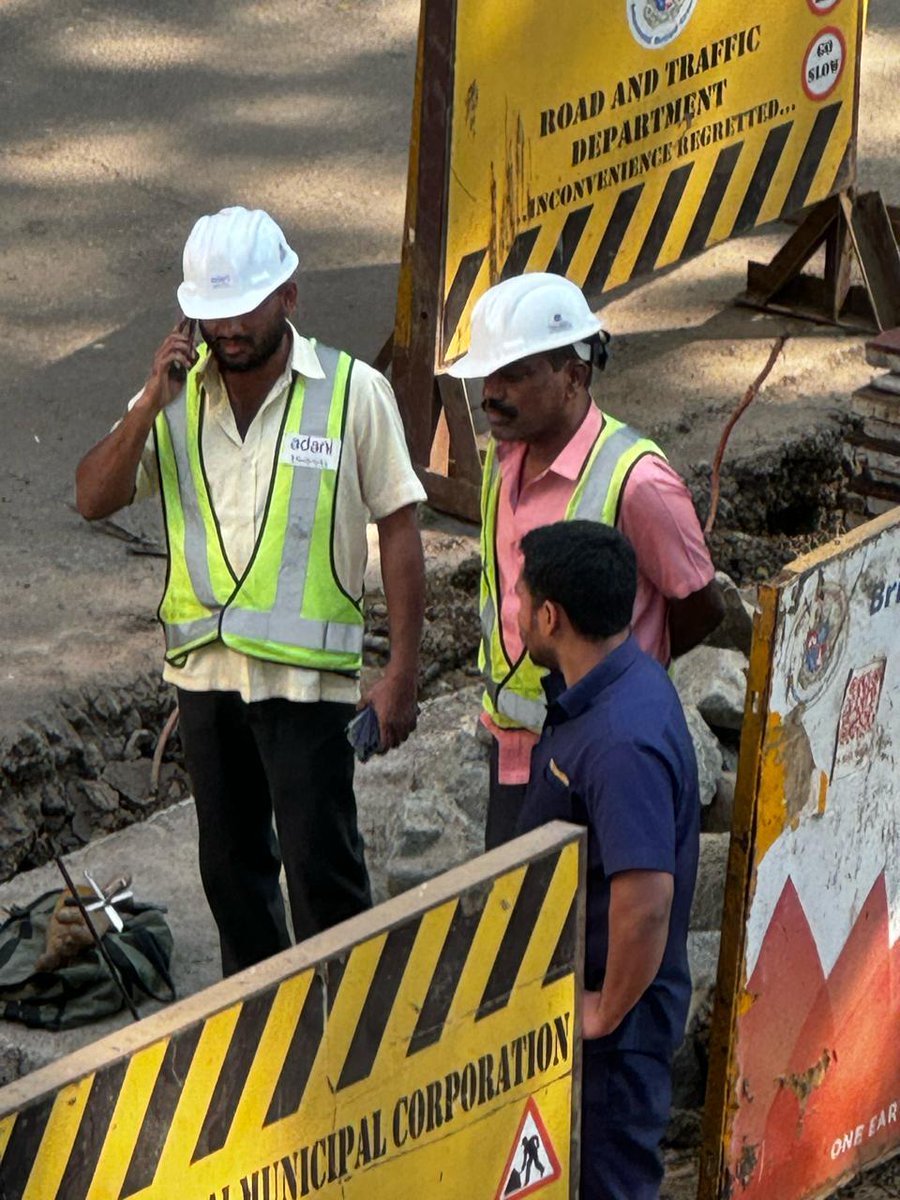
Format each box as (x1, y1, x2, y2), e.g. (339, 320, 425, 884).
(704, 571, 755, 656)
(690, 834, 730, 933)
(0, 675, 189, 883)
(682, 704, 724, 808)
(672, 645, 748, 732)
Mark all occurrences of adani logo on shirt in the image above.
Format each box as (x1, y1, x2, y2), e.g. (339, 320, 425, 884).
(628, 0, 699, 49)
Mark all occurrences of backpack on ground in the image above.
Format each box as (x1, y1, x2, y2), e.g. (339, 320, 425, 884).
(0, 888, 175, 1030)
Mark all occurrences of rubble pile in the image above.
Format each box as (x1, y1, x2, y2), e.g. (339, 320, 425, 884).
(689, 426, 850, 584)
(0, 676, 189, 883)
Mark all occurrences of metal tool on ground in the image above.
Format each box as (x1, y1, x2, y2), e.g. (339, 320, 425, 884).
(81, 871, 133, 934)
(53, 856, 140, 1022)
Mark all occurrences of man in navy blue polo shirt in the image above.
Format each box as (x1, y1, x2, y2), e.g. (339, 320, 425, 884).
(516, 520, 700, 1200)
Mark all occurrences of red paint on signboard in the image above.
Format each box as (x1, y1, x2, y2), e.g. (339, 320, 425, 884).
(729, 874, 900, 1196)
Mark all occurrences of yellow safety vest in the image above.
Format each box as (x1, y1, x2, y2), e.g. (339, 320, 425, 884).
(154, 342, 364, 672)
(480, 413, 664, 732)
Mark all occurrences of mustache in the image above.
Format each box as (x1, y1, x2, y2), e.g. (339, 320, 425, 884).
(482, 397, 518, 419)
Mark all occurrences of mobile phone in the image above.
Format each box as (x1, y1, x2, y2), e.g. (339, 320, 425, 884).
(168, 318, 197, 382)
(346, 705, 382, 763)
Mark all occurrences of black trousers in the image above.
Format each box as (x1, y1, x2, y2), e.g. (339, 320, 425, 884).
(177, 690, 372, 976)
(486, 737, 528, 850)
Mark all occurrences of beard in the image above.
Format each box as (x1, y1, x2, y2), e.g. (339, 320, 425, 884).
(527, 642, 558, 671)
(202, 316, 289, 373)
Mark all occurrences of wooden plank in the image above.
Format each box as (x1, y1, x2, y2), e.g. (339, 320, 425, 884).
(737, 280, 876, 334)
(745, 196, 839, 302)
(865, 326, 900, 371)
(698, 584, 780, 1199)
(843, 427, 900, 460)
(417, 467, 480, 524)
(846, 474, 900, 503)
(842, 191, 900, 331)
(391, 0, 456, 465)
(824, 213, 853, 321)
(436, 375, 482, 484)
(372, 333, 394, 373)
(862, 375, 900, 398)
(850, 385, 900, 422)
(847, 450, 900, 485)
(847, 416, 900, 446)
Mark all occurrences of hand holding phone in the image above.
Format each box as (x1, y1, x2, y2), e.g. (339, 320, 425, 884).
(346, 705, 382, 763)
(168, 318, 197, 383)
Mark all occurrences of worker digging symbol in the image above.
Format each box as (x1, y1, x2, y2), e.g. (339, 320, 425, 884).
(512, 1134, 545, 1190)
(495, 1097, 562, 1199)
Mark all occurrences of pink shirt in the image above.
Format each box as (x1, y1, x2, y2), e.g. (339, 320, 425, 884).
(487, 403, 715, 784)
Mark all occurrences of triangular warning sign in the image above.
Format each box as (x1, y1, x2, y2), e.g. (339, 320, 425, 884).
(495, 1096, 562, 1199)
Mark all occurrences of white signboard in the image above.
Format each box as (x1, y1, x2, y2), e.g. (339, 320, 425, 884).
(704, 509, 900, 1199)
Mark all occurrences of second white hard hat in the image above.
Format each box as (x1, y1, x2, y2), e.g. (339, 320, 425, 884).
(177, 206, 299, 320)
(445, 272, 604, 378)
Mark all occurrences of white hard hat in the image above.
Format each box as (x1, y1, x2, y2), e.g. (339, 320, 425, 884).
(176, 206, 300, 320)
(445, 272, 604, 378)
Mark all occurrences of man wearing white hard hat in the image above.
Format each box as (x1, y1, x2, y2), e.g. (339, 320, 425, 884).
(76, 207, 426, 975)
(445, 273, 724, 849)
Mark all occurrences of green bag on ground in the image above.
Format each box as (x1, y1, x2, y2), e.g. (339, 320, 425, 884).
(0, 889, 176, 1030)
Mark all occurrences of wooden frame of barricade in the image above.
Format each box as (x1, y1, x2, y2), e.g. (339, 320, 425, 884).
(390, 0, 875, 522)
(0, 822, 585, 1200)
(699, 509, 900, 1199)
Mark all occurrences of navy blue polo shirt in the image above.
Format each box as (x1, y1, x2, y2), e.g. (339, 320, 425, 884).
(518, 636, 700, 1061)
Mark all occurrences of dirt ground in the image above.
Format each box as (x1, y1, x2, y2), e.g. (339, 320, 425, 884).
(0, 1, 898, 1195)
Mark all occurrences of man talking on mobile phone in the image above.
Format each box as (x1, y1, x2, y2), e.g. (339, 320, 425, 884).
(75, 207, 426, 976)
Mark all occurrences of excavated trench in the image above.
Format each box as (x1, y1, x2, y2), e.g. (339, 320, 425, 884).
(0, 426, 856, 885)
(3, 432, 899, 1199)
(691, 423, 852, 584)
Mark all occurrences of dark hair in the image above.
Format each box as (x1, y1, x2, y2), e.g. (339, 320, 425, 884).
(520, 520, 636, 638)
(544, 331, 609, 379)
(543, 344, 591, 389)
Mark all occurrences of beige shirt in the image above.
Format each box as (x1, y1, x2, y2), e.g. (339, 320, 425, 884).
(130, 325, 425, 703)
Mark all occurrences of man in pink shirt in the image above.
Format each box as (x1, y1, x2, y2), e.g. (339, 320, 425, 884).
(446, 273, 724, 848)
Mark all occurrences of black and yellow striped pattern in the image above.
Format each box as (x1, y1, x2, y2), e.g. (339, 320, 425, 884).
(441, 100, 849, 358)
(0, 829, 582, 1200)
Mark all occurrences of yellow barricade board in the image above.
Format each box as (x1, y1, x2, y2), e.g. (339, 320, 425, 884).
(701, 510, 900, 1199)
(0, 824, 583, 1200)
(440, 0, 863, 364)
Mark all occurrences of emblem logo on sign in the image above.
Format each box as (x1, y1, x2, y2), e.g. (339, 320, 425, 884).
(627, 0, 699, 49)
(786, 582, 849, 705)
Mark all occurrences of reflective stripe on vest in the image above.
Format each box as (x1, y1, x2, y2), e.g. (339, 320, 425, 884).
(480, 413, 664, 732)
(155, 343, 364, 671)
